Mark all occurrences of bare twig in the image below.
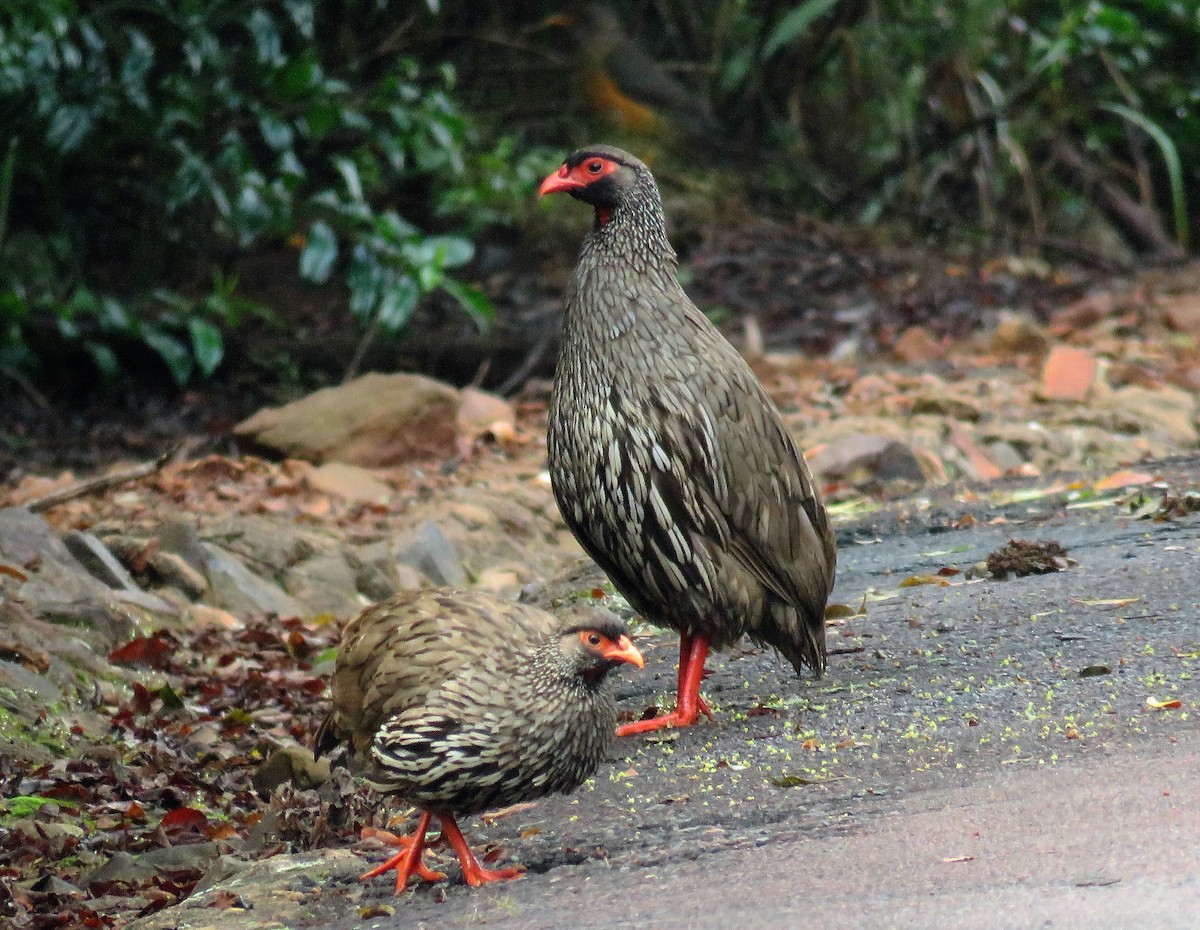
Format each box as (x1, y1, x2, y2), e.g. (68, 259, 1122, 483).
(1051, 139, 1186, 262)
(0, 364, 53, 412)
(496, 334, 551, 398)
(26, 443, 182, 513)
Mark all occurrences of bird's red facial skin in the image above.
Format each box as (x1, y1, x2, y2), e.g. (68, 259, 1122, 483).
(579, 630, 645, 668)
(537, 157, 619, 197)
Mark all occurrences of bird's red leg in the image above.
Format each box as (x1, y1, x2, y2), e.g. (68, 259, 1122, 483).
(617, 633, 712, 736)
(437, 813, 525, 886)
(358, 812, 447, 891)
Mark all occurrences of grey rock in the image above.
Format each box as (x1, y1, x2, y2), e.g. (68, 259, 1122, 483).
(807, 433, 927, 485)
(395, 520, 466, 586)
(233, 371, 461, 466)
(203, 515, 318, 577)
(252, 744, 332, 797)
(282, 552, 364, 619)
(0, 658, 64, 706)
(201, 544, 304, 618)
(157, 520, 210, 575)
(147, 550, 209, 600)
(83, 851, 157, 887)
(138, 842, 221, 873)
(63, 531, 140, 591)
(346, 547, 397, 601)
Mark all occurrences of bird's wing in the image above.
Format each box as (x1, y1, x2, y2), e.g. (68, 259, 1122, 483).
(636, 293, 835, 623)
(326, 592, 550, 758)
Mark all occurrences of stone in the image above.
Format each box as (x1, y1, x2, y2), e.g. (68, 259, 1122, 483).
(252, 744, 332, 797)
(946, 423, 1004, 481)
(157, 520, 210, 575)
(990, 312, 1049, 356)
(806, 432, 927, 485)
(201, 543, 304, 618)
(1037, 345, 1099, 402)
(183, 604, 244, 630)
(233, 372, 461, 466)
(892, 326, 945, 364)
(147, 550, 209, 600)
(457, 387, 517, 443)
(62, 532, 140, 591)
(394, 521, 466, 587)
(282, 552, 365, 619)
(0, 508, 164, 640)
(305, 462, 394, 505)
(1160, 294, 1200, 333)
(1093, 384, 1198, 446)
(345, 549, 397, 602)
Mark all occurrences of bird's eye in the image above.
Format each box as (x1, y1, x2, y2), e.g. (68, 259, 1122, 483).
(587, 632, 603, 646)
(587, 160, 603, 173)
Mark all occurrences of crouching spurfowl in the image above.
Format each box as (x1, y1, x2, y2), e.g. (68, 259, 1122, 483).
(539, 146, 836, 736)
(315, 589, 643, 890)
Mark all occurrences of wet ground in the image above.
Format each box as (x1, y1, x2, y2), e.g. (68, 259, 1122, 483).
(129, 456, 1200, 930)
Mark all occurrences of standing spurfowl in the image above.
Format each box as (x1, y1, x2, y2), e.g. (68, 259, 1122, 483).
(539, 146, 836, 735)
(314, 589, 643, 890)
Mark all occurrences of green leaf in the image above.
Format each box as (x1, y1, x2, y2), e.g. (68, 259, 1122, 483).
(305, 100, 339, 139)
(374, 211, 418, 244)
(300, 221, 338, 283)
(334, 157, 363, 201)
(85, 341, 120, 380)
(187, 317, 224, 377)
(347, 247, 383, 322)
(258, 112, 293, 151)
(1099, 102, 1189, 249)
(246, 9, 283, 65)
(441, 278, 492, 332)
(761, 0, 840, 61)
(47, 105, 93, 153)
(277, 52, 320, 99)
(140, 326, 193, 385)
(428, 235, 473, 268)
(376, 276, 419, 332)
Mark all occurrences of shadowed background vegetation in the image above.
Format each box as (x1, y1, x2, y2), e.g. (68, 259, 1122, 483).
(2, 0, 1197, 393)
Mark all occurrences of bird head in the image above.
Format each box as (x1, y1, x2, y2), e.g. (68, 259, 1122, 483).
(538, 145, 654, 228)
(554, 608, 644, 685)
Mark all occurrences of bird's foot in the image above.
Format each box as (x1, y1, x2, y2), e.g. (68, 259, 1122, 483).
(459, 861, 527, 887)
(435, 814, 526, 887)
(358, 825, 447, 889)
(617, 703, 708, 736)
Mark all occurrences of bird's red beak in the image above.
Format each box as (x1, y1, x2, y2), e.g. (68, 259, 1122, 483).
(538, 164, 585, 197)
(603, 634, 645, 669)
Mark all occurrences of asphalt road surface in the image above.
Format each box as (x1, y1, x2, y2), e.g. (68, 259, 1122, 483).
(132, 456, 1200, 930)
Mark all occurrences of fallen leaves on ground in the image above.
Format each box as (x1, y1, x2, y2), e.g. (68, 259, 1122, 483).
(0, 615, 349, 930)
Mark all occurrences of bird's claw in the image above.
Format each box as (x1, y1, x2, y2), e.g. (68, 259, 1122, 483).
(616, 704, 708, 736)
(358, 825, 446, 887)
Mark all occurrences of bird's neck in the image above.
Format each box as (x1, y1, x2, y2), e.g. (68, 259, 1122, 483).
(576, 206, 676, 285)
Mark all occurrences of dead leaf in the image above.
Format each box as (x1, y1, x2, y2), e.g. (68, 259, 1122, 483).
(1146, 697, 1182, 710)
(943, 855, 975, 863)
(1093, 470, 1156, 492)
(899, 574, 950, 588)
(481, 802, 538, 825)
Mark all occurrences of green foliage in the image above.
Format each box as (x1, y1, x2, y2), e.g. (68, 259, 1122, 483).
(1, 0, 493, 386)
(705, 0, 1200, 253)
(515, 0, 1196, 255)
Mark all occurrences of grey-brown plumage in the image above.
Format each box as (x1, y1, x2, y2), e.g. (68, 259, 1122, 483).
(539, 145, 836, 734)
(315, 588, 643, 889)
